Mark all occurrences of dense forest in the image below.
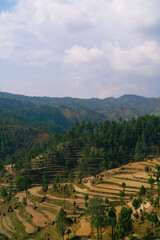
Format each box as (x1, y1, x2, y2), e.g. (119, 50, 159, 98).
(1, 92, 160, 121)
(0, 125, 48, 171)
(1, 114, 159, 180)
(0, 97, 105, 133)
(44, 115, 160, 178)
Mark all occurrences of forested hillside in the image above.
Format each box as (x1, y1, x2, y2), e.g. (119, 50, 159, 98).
(0, 94, 160, 182)
(1, 114, 160, 182)
(0, 125, 48, 171)
(31, 115, 160, 183)
(1, 92, 160, 120)
(0, 97, 105, 133)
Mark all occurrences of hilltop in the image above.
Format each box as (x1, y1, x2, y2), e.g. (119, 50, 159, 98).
(1, 92, 160, 121)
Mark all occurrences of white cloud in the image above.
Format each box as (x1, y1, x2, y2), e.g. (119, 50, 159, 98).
(0, 0, 160, 97)
(109, 41, 160, 75)
(63, 41, 160, 76)
(63, 45, 103, 66)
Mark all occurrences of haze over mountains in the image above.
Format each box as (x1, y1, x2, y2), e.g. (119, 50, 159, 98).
(0, 91, 160, 132)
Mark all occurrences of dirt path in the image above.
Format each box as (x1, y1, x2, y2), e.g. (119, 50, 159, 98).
(28, 185, 85, 210)
(29, 186, 75, 204)
(16, 191, 35, 205)
(28, 186, 43, 198)
(74, 184, 88, 194)
(28, 186, 84, 211)
(15, 209, 35, 234)
(76, 217, 91, 236)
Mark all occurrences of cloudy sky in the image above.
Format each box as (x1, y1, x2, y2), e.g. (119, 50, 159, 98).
(0, 0, 160, 98)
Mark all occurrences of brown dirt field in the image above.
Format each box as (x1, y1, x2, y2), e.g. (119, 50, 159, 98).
(113, 172, 150, 181)
(0, 216, 12, 238)
(123, 162, 150, 169)
(16, 191, 27, 203)
(29, 185, 77, 205)
(15, 209, 35, 234)
(132, 172, 150, 179)
(97, 183, 139, 193)
(113, 173, 136, 179)
(146, 205, 153, 213)
(74, 184, 88, 194)
(76, 183, 121, 199)
(26, 206, 48, 227)
(16, 191, 34, 206)
(151, 159, 160, 165)
(42, 210, 56, 221)
(28, 186, 43, 198)
(76, 217, 91, 236)
(84, 182, 136, 195)
(40, 202, 61, 212)
(115, 205, 122, 217)
(2, 216, 15, 233)
(74, 183, 129, 200)
(16, 190, 52, 228)
(106, 161, 154, 175)
(45, 193, 75, 204)
(106, 178, 150, 188)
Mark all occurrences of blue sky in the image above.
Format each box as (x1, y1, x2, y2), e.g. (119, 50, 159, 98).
(0, 0, 16, 12)
(0, 0, 160, 98)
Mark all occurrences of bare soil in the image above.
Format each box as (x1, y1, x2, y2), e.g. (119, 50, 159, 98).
(15, 209, 35, 234)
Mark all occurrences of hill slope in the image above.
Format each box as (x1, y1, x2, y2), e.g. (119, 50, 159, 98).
(1, 92, 160, 120)
(0, 97, 105, 132)
(0, 125, 49, 170)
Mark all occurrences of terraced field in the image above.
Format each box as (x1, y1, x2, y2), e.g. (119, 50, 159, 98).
(31, 140, 84, 184)
(0, 158, 160, 239)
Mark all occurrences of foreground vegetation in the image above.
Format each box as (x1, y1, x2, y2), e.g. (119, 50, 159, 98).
(0, 108, 160, 239)
(0, 158, 160, 239)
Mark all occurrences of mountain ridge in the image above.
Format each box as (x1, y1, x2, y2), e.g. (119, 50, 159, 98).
(0, 92, 160, 127)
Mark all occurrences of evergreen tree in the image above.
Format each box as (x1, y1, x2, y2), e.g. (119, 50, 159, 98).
(56, 208, 72, 240)
(42, 174, 48, 192)
(117, 207, 133, 239)
(85, 195, 107, 240)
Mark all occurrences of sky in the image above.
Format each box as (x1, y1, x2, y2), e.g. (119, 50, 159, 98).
(0, 0, 160, 99)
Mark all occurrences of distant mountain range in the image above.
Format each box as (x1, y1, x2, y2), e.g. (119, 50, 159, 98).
(0, 92, 160, 131)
